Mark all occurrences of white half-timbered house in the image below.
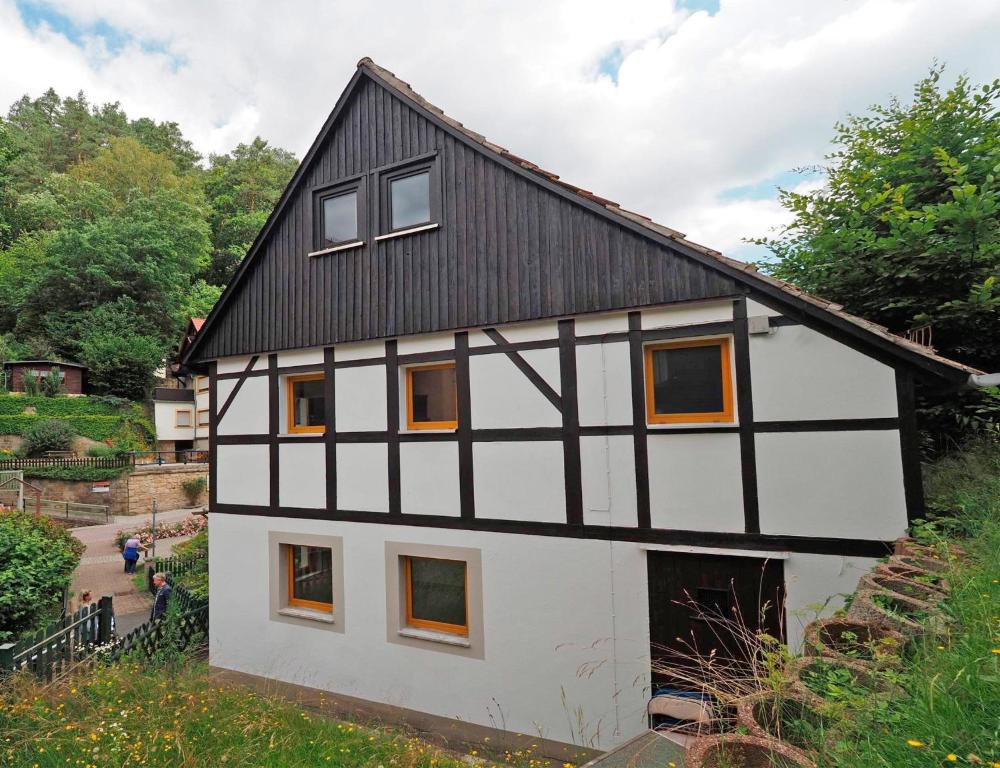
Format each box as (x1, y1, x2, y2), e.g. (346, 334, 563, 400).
(182, 59, 983, 756)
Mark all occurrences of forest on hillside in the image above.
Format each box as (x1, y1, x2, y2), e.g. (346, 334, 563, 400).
(0, 90, 298, 400)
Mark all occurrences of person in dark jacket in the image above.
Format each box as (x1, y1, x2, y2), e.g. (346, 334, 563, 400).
(151, 572, 172, 621)
(122, 536, 143, 574)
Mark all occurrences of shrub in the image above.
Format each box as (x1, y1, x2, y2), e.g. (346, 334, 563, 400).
(41, 367, 63, 397)
(22, 465, 126, 481)
(181, 476, 207, 505)
(21, 419, 74, 456)
(0, 510, 84, 641)
(85, 443, 115, 458)
(21, 374, 39, 396)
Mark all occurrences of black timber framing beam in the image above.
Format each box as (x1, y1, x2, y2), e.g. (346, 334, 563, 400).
(208, 361, 218, 512)
(558, 320, 582, 525)
(733, 297, 760, 534)
(385, 340, 401, 516)
(211, 502, 894, 559)
(482, 328, 562, 412)
(324, 347, 337, 513)
(455, 332, 475, 519)
(267, 354, 279, 509)
(895, 369, 926, 524)
(215, 355, 260, 424)
(627, 312, 651, 529)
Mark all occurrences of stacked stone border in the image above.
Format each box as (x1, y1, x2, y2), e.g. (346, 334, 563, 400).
(683, 537, 964, 768)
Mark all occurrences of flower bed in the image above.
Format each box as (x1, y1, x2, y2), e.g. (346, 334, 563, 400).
(685, 734, 816, 768)
(802, 617, 905, 666)
(736, 691, 831, 752)
(115, 515, 207, 549)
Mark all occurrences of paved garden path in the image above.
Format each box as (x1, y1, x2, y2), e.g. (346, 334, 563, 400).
(70, 507, 200, 634)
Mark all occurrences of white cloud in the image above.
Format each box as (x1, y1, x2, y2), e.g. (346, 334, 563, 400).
(2, 0, 999, 255)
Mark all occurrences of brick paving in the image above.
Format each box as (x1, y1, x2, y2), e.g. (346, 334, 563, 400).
(69, 508, 201, 623)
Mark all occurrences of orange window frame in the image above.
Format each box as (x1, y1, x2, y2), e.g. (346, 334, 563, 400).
(196, 375, 209, 393)
(405, 362, 458, 431)
(644, 337, 734, 425)
(286, 373, 325, 434)
(174, 408, 193, 428)
(404, 556, 469, 636)
(286, 545, 333, 613)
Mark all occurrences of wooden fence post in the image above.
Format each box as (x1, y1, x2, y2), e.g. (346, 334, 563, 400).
(97, 595, 113, 644)
(0, 642, 14, 672)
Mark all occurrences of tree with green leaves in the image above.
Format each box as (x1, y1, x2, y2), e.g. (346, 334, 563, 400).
(758, 67, 1000, 443)
(203, 137, 297, 285)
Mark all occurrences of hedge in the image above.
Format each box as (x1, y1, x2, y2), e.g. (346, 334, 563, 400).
(21, 465, 128, 482)
(0, 395, 124, 417)
(0, 415, 131, 441)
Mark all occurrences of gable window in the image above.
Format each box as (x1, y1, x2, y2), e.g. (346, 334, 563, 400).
(404, 556, 468, 636)
(644, 338, 734, 424)
(377, 158, 440, 238)
(310, 179, 364, 256)
(175, 408, 193, 428)
(390, 171, 430, 229)
(322, 190, 358, 245)
(286, 544, 334, 613)
(405, 363, 457, 430)
(286, 373, 325, 434)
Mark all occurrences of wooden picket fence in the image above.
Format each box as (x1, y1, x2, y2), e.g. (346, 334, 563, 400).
(0, 597, 114, 682)
(0, 455, 132, 470)
(109, 586, 208, 662)
(146, 554, 206, 594)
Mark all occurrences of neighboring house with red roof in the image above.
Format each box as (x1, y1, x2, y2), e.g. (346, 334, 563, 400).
(153, 318, 210, 458)
(179, 59, 988, 755)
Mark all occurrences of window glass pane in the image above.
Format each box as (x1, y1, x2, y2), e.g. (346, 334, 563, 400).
(390, 171, 430, 229)
(292, 378, 325, 427)
(409, 557, 466, 627)
(323, 191, 357, 245)
(651, 344, 724, 414)
(176, 410, 191, 426)
(291, 545, 333, 605)
(410, 366, 456, 424)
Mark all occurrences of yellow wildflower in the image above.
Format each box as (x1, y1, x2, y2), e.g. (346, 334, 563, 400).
(947, 756, 958, 762)
(906, 739, 924, 748)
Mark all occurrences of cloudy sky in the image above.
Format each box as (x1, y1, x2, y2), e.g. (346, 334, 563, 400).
(2, 0, 1000, 260)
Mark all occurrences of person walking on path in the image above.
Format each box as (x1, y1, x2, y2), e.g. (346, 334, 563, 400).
(150, 572, 172, 621)
(122, 536, 143, 574)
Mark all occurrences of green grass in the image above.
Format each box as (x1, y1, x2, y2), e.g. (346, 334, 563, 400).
(804, 440, 1000, 767)
(0, 660, 474, 768)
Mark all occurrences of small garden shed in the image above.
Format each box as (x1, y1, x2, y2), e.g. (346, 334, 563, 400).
(2, 360, 87, 395)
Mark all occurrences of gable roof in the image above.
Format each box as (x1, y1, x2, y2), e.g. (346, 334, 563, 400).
(183, 58, 981, 384)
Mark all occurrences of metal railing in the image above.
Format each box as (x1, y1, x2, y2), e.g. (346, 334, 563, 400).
(146, 553, 207, 594)
(131, 450, 208, 466)
(39, 499, 110, 524)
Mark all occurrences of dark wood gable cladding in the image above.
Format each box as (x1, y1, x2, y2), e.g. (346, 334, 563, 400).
(191, 74, 737, 361)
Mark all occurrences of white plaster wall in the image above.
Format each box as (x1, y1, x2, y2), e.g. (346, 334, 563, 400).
(576, 342, 632, 427)
(216, 376, 269, 435)
(519, 348, 562, 395)
(581, 435, 638, 527)
(397, 333, 455, 356)
(400, 442, 461, 516)
(336, 367, 387, 432)
(745, 298, 782, 318)
(473, 441, 565, 522)
(209, 513, 651, 750)
(279, 443, 325, 509)
(470, 354, 562, 429)
(641, 300, 732, 329)
(756, 431, 908, 540)
(337, 443, 389, 512)
(277, 349, 324, 367)
(469, 320, 559, 346)
(647, 434, 744, 532)
(574, 312, 629, 336)
(154, 402, 195, 442)
(217, 355, 259, 375)
(335, 340, 385, 362)
(216, 445, 269, 506)
(783, 553, 879, 651)
(750, 325, 898, 421)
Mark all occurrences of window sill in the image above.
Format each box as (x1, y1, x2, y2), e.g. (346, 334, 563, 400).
(374, 222, 440, 242)
(278, 606, 335, 624)
(308, 240, 365, 257)
(398, 626, 470, 648)
(400, 428, 458, 435)
(646, 422, 737, 430)
(278, 432, 326, 438)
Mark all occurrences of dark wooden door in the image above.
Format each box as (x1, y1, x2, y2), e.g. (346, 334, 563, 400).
(647, 551, 785, 686)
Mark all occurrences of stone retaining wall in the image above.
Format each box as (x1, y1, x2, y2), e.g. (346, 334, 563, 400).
(26, 463, 208, 517)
